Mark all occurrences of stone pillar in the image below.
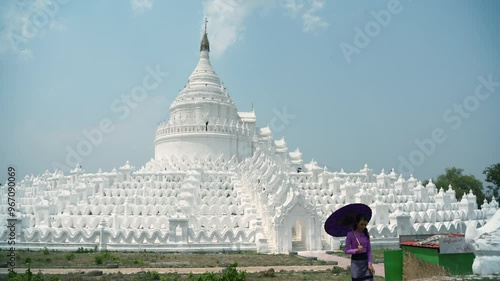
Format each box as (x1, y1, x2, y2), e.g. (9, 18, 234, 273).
(355, 187, 372, 205)
(490, 198, 498, 209)
(376, 169, 387, 188)
(486, 203, 497, 220)
(414, 181, 429, 202)
(182, 170, 201, 213)
(6, 217, 22, 240)
(99, 219, 109, 251)
(309, 216, 322, 251)
(390, 210, 414, 236)
(374, 201, 390, 225)
(446, 185, 456, 203)
(406, 198, 416, 212)
(389, 169, 398, 185)
(425, 179, 436, 196)
(394, 175, 408, 195)
(168, 217, 189, 243)
(434, 188, 451, 210)
(459, 196, 469, 218)
(254, 218, 269, 253)
(406, 175, 417, 192)
(57, 193, 70, 214)
(343, 181, 357, 204)
(331, 176, 342, 195)
(467, 190, 477, 219)
(112, 213, 120, 229)
(70, 191, 78, 205)
(98, 218, 108, 251)
(282, 225, 291, 253)
(318, 171, 329, 190)
(35, 204, 50, 227)
(20, 214, 31, 235)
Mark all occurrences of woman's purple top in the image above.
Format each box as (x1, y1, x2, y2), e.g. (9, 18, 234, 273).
(344, 230, 372, 264)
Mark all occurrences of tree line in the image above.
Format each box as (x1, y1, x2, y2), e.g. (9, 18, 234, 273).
(421, 163, 500, 207)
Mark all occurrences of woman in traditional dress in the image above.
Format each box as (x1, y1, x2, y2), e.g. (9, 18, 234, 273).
(344, 214, 375, 281)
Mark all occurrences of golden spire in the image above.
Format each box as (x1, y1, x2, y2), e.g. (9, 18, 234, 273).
(200, 17, 210, 52)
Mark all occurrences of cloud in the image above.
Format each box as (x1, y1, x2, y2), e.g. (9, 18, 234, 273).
(281, 0, 328, 32)
(19, 48, 34, 61)
(0, 0, 69, 59)
(131, 0, 153, 15)
(281, 0, 304, 16)
(203, 0, 328, 57)
(49, 21, 66, 32)
(202, 0, 268, 57)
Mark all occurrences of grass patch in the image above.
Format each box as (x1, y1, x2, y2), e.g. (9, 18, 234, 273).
(1, 266, 386, 281)
(0, 250, 325, 268)
(65, 253, 76, 261)
(403, 251, 448, 280)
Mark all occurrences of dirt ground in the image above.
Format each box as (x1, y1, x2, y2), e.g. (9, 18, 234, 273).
(0, 249, 387, 280)
(0, 249, 326, 268)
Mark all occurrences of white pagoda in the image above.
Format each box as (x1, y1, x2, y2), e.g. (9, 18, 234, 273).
(1, 27, 497, 254)
(155, 29, 254, 162)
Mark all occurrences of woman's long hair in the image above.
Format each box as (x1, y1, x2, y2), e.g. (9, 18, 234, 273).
(354, 214, 370, 240)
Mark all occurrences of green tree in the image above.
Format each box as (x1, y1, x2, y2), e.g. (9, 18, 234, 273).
(434, 167, 484, 206)
(483, 163, 500, 201)
(422, 179, 430, 186)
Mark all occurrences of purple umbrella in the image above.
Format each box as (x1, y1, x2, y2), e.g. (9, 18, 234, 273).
(324, 203, 372, 237)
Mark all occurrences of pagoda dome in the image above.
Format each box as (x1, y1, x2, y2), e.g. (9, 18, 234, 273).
(169, 27, 238, 124)
(154, 23, 256, 162)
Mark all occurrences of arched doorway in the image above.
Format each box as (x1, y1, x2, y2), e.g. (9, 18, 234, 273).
(291, 218, 307, 251)
(272, 192, 323, 253)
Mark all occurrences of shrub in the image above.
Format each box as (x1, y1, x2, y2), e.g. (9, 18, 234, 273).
(182, 263, 246, 281)
(260, 268, 276, 277)
(8, 267, 36, 281)
(134, 259, 145, 266)
(42, 247, 50, 255)
(48, 275, 61, 281)
(164, 272, 181, 281)
(331, 266, 346, 274)
(145, 271, 161, 280)
(34, 271, 44, 281)
(94, 256, 104, 265)
(221, 263, 246, 281)
(65, 253, 76, 261)
(101, 251, 112, 259)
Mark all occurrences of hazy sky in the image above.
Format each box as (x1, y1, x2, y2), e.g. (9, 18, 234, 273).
(1, 0, 499, 188)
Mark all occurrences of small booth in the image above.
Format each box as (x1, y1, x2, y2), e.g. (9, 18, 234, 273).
(384, 234, 475, 281)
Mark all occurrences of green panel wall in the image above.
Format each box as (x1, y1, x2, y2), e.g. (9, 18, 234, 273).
(401, 245, 475, 276)
(384, 250, 403, 281)
(439, 253, 474, 275)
